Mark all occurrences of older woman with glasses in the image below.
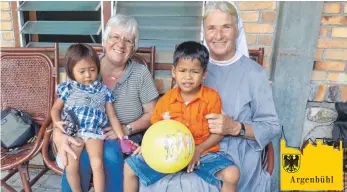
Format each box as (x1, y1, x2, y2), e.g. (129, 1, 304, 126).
(53, 14, 159, 192)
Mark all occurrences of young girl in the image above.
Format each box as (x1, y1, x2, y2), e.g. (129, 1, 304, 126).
(51, 43, 137, 192)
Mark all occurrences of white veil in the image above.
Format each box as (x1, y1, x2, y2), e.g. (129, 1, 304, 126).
(203, 1, 249, 66)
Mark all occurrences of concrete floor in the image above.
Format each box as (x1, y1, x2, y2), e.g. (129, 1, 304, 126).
(1, 153, 95, 192)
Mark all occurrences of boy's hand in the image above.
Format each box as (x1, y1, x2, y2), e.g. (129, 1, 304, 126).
(187, 146, 203, 173)
(131, 145, 141, 156)
(120, 136, 138, 155)
(54, 121, 67, 133)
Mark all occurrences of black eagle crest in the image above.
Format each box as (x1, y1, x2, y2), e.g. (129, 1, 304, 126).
(283, 154, 300, 173)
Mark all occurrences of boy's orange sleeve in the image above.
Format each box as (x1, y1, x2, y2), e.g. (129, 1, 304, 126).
(209, 92, 222, 114)
(150, 96, 165, 125)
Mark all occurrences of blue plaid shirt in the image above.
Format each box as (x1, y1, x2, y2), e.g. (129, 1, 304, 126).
(57, 80, 114, 135)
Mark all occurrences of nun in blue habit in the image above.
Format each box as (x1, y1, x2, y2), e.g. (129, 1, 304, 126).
(139, 1, 280, 192)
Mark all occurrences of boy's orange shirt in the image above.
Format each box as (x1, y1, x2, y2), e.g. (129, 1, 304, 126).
(151, 85, 222, 154)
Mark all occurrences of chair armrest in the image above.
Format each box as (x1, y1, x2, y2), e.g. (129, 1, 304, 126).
(41, 123, 64, 175)
(266, 142, 274, 175)
(36, 116, 53, 142)
(21, 116, 53, 157)
(1, 116, 53, 170)
(29, 116, 53, 156)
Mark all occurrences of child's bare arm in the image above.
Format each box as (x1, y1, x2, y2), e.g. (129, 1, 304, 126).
(51, 98, 64, 122)
(196, 133, 223, 153)
(105, 102, 124, 138)
(51, 98, 66, 132)
(187, 133, 224, 172)
(106, 103, 138, 154)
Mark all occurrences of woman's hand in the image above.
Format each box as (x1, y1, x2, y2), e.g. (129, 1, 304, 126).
(59, 134, 82, 167)
(205, 113, 241, 136)
(103, 126, 119, 140)
(187, 146, 202, 173)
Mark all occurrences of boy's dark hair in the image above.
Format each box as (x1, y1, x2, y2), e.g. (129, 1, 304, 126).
(64, 43, 100, 80)
(173, 41, 209, 71)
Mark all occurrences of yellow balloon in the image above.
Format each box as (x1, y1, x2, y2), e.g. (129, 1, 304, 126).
(142, 120, 195, 173)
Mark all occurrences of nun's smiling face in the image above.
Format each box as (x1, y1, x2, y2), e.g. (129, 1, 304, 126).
(204, 9, 238, 61)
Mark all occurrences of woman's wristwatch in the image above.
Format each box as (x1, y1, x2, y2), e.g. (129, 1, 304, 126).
(126, 124, 132, 135)
(239, 122, 246, 137)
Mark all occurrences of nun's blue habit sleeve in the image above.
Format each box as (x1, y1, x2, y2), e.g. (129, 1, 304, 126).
(247, 69, 280, 151)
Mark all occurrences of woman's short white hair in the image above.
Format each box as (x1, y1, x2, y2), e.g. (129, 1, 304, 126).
(103, 14, 140, 50)
(203, 1, 238, 27)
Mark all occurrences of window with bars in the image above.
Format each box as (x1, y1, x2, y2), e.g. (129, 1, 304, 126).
(115, 1, 204, 65)
(17, 1, 103, 56)
(15, 1, 204, 66)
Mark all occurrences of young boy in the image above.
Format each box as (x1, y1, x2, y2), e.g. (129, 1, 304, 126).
(124, 41, 240, 192)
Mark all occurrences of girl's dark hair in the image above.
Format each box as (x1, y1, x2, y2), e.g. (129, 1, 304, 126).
(64, 43, 100, 80)
(173, 41, 209, 71)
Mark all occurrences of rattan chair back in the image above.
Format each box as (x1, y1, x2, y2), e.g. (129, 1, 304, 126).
(1, 53, 55, 123)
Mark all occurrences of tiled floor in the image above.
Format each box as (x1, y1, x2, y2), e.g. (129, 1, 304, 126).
(1, 169, 96, 192)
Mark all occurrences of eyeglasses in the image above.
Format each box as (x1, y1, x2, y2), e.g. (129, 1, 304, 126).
(108, 35, 134, 47)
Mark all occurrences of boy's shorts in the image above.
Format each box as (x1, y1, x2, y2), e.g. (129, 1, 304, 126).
(125, 152, 235, 186)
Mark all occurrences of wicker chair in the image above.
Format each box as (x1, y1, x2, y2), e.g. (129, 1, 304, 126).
(41, 46, 156, 176)
(1, 44, 59, 192)
(132, 47, 156, 77)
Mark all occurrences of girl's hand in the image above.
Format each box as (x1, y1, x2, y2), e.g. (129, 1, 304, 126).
(120, 136, 138, 155)
(187, 146, 203, 173)
(103, 127, 118, 140)
(54, 121, 67, 133)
